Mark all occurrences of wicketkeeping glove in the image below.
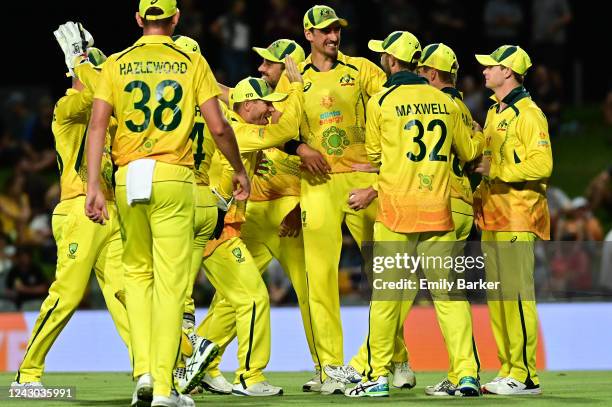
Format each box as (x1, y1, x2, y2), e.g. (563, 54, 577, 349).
(53, 21, 94, 76)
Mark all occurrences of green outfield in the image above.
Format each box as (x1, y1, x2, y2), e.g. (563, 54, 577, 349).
(2, 371, 612, 406)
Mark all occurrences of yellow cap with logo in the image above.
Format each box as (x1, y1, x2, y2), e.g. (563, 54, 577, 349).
(231, 77, 288, 104)
(173, 35, 200, 53)
(253, 39, 305, 64)
(303, 5, 348, 30)
(419, 43, 458, 74)
(368, 31, 421, 64)
(475, 45, 532, 75)
(139, 0, 177, 21)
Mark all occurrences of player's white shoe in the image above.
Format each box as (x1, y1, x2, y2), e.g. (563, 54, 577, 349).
(302, 370, 322, 392)
(151, 390, 195, 407)
(131, 373, 153, 407)
(176, 337, 218, 394)
(345, 376, 389, 398)
(320, 377, 346, 395)
(486, 377, 542, 395)
(391, 361, 416, 389)
(425, 378, 455, 396)
(200, 372, 232, 394)
(231, 381, 283, 396)
(323, 365, 362, 383)
(481, 376, 505, 393)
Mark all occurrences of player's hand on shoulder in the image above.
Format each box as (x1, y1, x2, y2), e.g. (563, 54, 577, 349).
(284, 56, 303, 84)
(472, 120, 482, 133)
(54, 21, 94, 76)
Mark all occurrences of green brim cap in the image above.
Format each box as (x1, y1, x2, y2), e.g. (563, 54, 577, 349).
(252, 39, 305, 64)
(231, 77, 288, 103)
(368, 31, 421, 63)
(303, 5, 348, 30)
(475, 45, 532, 75)
(139, 0, 177, 20)
(419, 43, 458, 74)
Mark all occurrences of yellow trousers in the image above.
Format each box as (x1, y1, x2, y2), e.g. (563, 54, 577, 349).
(200, 196, 318, 374)
(116, 162, 195, 397)
(365, 222, 478, 380)
(184, 185, 218, 317)
(196, 237, 270, 387)
(482, 230, 539, 386)
(16, 196, 130, 383)
(300, 171, 377, 371)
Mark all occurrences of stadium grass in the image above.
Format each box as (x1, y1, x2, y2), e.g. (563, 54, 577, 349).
(2, 371, 611, 406)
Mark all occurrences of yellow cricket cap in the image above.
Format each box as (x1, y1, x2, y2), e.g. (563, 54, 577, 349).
(368, 31, 421, 64)
(139, 0, 177, 21)
(419, 43, 458, 74)
(475, 45, 532, 75)
(172, 35, 200, 53)
(230, 77, 288, 104)
(303, 5, 348, 30)
(253, 39, 305, 64)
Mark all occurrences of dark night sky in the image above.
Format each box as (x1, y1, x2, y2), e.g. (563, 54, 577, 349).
(1, 1, 602, 104)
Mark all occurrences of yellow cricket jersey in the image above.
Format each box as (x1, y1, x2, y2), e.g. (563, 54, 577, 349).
(249, 147, 301, 201)
(366, 71, 483, 233)
(475, 87, 552, 240)
(204, 83, 303, 255)
(441, 87, 480, 205)
(276, 52, 386, 173)
(191, 102, 226, 186)
(94, 35, 220, 167)
(53, 61, 115, 201)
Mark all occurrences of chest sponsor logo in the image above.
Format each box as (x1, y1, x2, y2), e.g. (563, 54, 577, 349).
(319, 110, 343, 125)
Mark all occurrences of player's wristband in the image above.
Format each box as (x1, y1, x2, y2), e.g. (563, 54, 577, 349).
(283, 139, 304, 156)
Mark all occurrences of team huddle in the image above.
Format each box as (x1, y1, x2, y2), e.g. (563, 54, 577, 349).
(10, 0, 553, 405)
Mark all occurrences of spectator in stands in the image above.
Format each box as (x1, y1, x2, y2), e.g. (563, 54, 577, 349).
(177, 0, 204, 43)
(483, 0, 523, 51)
(211, 0, 251, 85)
(4, 245, 48, 309)
(18, 96, 56, 174)
(531, 0, 572, 88)
(603, 90, 612, 126)
(264, 0, 302, 42)
(460, 74, 487, 124)
(0, 172, 31, 243)
(378, 0, 422, 34)
(1, 92, 31, 168)
(556, 196, 604, 241)
(531, 65, 562, 137)
(586, 166, 612, 216)
(547, 184, 571, 240)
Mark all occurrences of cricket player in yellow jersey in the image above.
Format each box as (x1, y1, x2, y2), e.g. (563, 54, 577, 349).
(345, 31, 484, 398)
(275, 5, 412, 394)
(85, 1, 249, 406)
(474, 45, 551, 396)
(161, 35, 224, 396)
(194, 69, 304, 396)
(192, 39, 320, 394)
(12, 22, 130, 390)
(417, 43, 483, 396)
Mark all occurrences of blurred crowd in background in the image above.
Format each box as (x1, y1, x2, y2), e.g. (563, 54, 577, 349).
(1, 0, 611, 311)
